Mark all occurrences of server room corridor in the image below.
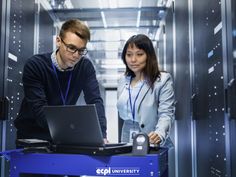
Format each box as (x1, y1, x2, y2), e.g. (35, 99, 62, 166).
(0, 0, 236, 177)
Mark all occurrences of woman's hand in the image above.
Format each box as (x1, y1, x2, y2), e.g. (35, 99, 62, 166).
(148, 132, 161, 144)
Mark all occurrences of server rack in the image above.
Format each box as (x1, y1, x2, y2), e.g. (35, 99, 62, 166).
(1, 0, 54, 176)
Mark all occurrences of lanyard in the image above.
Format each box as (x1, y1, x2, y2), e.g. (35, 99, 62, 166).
(52, 63, 72, 105)
(128, 78, 145, 121)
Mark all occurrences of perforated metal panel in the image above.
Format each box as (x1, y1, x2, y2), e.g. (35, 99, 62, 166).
(7, 0, 35, 149)
(2, 1, 54, 177)
(192, 0, 226, 176)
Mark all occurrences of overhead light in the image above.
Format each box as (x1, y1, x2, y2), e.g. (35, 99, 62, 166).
(166, 0, 173, 7)
(101, 11, 107, 28)
(64, 0, 73, 9)
(136, 10, 141, 27)
(136, 0, 142, 27)
(51, 0, 55, 7)
(138, 0, 142, 8)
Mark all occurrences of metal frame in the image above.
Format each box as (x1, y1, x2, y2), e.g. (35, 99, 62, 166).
(188, 0, 197, 176)
(0, 0, 11, 176)
(222, 0, 234, 176)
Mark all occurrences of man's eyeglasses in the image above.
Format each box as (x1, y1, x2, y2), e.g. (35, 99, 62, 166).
(61, 38, 88, 56)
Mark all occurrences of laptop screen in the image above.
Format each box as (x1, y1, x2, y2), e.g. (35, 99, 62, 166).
(44, 104, 105, 146)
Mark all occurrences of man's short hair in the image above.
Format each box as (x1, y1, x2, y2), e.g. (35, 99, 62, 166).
(59, 19, 90, 42)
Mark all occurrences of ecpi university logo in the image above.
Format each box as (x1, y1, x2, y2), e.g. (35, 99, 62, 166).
(96, 167, 140, 176)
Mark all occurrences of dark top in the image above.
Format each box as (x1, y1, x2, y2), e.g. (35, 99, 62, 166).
(14, 52, 107, 140)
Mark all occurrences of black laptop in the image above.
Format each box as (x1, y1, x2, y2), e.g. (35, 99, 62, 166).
(44, 104, 132, 155)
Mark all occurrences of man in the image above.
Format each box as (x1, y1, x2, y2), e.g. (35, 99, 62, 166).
(14, 19, 107, 142)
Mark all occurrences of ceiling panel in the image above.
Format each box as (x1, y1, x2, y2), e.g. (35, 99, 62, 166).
(47, 0, 169, 88)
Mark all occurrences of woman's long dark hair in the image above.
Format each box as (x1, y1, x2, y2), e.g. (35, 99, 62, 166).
(121, 34, 161, 89)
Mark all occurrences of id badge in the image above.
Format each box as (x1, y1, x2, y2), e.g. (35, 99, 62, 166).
(129, 129, 139, 143)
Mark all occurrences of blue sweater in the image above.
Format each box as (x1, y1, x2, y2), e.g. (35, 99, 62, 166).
(14, 52, 107, 140)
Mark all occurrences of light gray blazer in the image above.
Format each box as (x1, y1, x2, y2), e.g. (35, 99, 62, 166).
(117, 72, 175, 146)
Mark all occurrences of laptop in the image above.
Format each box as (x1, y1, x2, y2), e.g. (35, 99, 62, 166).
(44, 104, 132, 155)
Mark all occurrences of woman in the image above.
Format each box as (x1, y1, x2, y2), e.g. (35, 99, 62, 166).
(117, 34, 175, 147)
